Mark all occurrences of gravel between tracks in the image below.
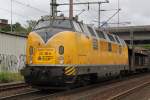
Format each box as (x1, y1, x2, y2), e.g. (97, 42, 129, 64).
(36, 74, 150, 100)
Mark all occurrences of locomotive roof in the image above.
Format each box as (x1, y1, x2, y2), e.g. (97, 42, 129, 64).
(40, 15, 80, 22)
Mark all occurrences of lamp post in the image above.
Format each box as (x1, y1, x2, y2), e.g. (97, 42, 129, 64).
(130, 28, 135, 70)
(69, 0, 73, 19)
(98, 2, 101, 29)
(11, 0, 13, 33)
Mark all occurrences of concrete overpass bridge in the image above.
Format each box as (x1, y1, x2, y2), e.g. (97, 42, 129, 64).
(106, 25, 150, 45)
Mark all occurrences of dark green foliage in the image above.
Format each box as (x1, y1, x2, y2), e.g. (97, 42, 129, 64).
(0, 20, 37, 35)
(0, 22, 26, 33)
(26, 20, 37, 33)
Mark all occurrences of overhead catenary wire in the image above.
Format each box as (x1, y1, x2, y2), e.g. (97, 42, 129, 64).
(75, 0, 98, 24)
(0, 7, 33, 19)
(101, 9, 121, 27)
(12, 0, 48, 14)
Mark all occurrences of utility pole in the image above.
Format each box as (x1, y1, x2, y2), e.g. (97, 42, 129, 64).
(11, 0, 13, 33)
(50, 0, 57, 17)
(130, 29, 135, 70)
(117, 0, 120, 28)
(58, 0, 109, 22)
(98, 2, 101, 28)
(69, 0, 73, 19)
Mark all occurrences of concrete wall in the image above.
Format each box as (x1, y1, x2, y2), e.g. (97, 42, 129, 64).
(0, 32, 26, 72)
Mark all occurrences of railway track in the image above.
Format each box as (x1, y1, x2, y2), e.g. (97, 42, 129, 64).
(0, 82, 29, 92)
(0, 73, 150, 100)
(108, 81, 150, 100)
(33, 73, 150, 100)
(0, 90, 41, 100)
(0, 89, 62, 100)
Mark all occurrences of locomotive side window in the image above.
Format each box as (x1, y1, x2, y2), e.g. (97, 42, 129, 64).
(108, 43, 112, 52)
(115, 36, 121, 44)
(119, 38, 126, 46)
(107, 34, 116, 42)
(78, 23, 84, 33)
(73, 21, 83, 33)
(82, 24, 91, 36)
(87, 26, 96, 37)
(122, 39, 126, 45)
(96, 30, 106, 39)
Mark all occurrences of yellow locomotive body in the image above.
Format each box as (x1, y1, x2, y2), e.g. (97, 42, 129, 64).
(21, 16, 129, 88)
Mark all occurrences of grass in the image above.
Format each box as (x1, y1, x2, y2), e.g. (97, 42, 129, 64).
(0, 72, 24, 83)
(129, 44, 150, 49)
(140, 45, 150, 49)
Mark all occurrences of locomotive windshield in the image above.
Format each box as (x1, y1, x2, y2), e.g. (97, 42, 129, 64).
(34, 19, 72, 30)
(33, 19, 73, 43)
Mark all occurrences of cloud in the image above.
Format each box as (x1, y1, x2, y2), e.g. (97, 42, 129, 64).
(0, 0, 150, 26)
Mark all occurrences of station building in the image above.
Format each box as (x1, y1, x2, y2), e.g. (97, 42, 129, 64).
(0, 19, 8, 28)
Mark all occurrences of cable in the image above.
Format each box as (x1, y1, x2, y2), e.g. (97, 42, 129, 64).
(0, 7, 33, 19)
(12, 0, 48, 14)
(75, 0, 97, 22)
(101, 9, 121, 27)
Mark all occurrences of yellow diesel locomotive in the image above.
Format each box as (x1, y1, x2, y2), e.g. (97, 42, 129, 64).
(21, 16, 129, 89)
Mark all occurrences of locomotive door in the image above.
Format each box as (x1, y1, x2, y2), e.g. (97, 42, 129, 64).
(77, 34, 90, 65)
(73, 21, 90, 64)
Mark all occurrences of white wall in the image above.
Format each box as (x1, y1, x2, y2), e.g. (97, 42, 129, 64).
(0, 33, 26, 72)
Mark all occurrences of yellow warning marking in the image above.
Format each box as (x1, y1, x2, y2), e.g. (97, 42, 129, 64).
(67, 70, 76, 76)
(64, 66, 76, 76)
(65, 66, 72, 70)
(65, 67, 74, 74)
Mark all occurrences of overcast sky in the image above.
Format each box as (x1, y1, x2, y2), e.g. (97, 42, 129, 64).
(0, 0, 150, 27)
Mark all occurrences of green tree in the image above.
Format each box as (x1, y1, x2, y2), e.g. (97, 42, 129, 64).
(12, 22, 26, 32)
(0, 22, 26, 33)
(26, 20, 37, 33)
(0, 24, 11, 32)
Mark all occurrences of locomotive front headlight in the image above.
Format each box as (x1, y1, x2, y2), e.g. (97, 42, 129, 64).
(58, 56, 64, 64)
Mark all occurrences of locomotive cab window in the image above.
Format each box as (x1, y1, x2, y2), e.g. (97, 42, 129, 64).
(34, 20, 50, 29)
(34, 19, 72, 30)
(52, 19, 72, 29)
(33, 19, 73, 42)
(87, 26, 96, 37)
(96, 30, 106, 39)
